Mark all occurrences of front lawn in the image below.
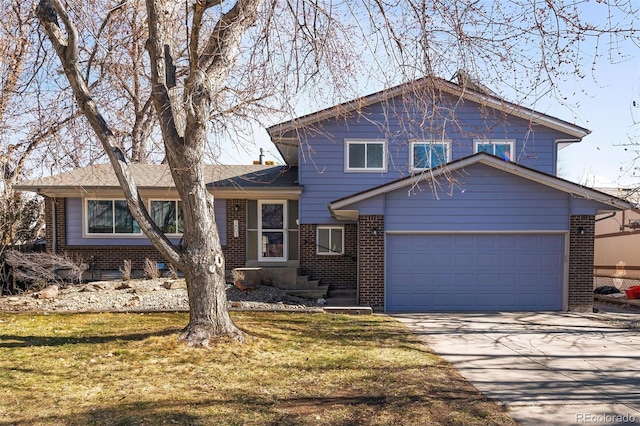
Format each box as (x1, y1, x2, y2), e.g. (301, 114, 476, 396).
(0, 312, 514, 425)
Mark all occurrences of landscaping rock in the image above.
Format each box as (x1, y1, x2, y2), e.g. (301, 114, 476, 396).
(33, 285, 59, 299)
(115, 281, 135, 290)
(0, 278, 321, 312)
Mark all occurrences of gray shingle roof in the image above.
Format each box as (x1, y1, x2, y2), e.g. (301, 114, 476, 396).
(15, 163, 299, 193)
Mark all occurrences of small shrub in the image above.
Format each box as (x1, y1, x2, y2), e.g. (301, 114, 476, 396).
(231, 269, 245, 283)
(144, 258, 160, 279)
(2, 251, 87, 294)
(119, 260, 132, 281)
(167, 263, 179, 279)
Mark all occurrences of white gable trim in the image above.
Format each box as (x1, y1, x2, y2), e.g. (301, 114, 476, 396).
(329, 153, 633, 212)
(268, 78, 590, 142)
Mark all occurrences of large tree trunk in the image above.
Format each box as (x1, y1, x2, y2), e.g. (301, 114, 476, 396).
(37, 0, 250, 346)
(170, 145, 245, 345)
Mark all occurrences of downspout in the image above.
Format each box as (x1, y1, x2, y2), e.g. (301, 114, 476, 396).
(356, 218, 360, 306)
(51, 197, 57, 254)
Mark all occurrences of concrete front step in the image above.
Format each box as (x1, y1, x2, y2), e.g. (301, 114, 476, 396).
(325, 297, 358, 307)
(279, 278, 321, 290)
(286, 285, 329, 299)
(324, 306, 373, 315)
(328, 288, 357, 297)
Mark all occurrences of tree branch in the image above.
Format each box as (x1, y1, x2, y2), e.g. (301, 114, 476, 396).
(144, 0, 184, 158)
(199, 0, 263, 79)
(37, 0, 182, 269)
(85, 0, 128, 83)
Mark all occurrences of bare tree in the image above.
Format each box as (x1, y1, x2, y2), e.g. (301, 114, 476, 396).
(35, 0, 639, 346)
(38, 0, 258, 345)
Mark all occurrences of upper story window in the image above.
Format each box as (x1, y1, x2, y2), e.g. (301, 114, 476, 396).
(475, 140, 514, 161)
(86, 199, 141, 235)
(345, 139, 387, 172)
(150, 200, 184, 234)
(411, 141, 451, 171)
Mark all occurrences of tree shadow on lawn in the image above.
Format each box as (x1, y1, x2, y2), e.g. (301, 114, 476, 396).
(0, 387, 509, 426)
(0, 328, 182, 348)
(243, 313, 432, 352)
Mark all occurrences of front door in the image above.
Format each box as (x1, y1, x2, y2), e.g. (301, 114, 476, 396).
(258, 201, 287, 261)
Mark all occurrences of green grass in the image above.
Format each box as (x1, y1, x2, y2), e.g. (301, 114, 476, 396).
(0, 312, 515, 425)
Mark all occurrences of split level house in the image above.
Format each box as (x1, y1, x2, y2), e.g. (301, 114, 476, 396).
(16, 76, 634, 312)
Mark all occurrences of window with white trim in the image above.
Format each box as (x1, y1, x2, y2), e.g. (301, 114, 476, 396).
(475, 140, 514, 161)
(411, 141, 451, 170)
(317, 226, 344, 255)
(346, 140, 386, 171)
(86, 199, 141, 235)
(150, 200, 184, 234)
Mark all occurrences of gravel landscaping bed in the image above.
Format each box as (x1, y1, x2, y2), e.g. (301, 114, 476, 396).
(0, 278, 323, 313)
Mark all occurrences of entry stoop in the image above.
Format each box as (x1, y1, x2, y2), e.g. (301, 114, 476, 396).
(325, 288, 358, 307)
(231, 266, 328, 299)
(285, 274, 328, 299)
(323, 288, 372, 314)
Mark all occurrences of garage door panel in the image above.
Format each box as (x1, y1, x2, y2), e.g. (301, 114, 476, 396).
(454, 254, 474, 267)
(473, 273, 501, 292)
(433, 253, 453, 266)
(388, 252, 411, 268)
(386, 234, 564, 311)
(540, 253, 563, 268)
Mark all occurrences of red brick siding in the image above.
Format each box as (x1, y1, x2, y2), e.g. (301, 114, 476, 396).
(43, 196, 55, 251)
(299, 224, 357, 289)
(568, 215, 595, 312)
(44, 197, 67, 253)
(224, 199, 246, 270)
(62, 246, 166, 271)
(358, 215, 384, 309)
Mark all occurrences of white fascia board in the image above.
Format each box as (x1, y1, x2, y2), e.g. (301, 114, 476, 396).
(268, 79, 590, 140)
(330, 156, 477, 210)
(330, 209, 359, 221)
(452, 87, 590, 139)
(209, 188, 302, 200)
(331, 154, 633, 212)
(478, 158, 634, 210)
(19, 186, 302, 201)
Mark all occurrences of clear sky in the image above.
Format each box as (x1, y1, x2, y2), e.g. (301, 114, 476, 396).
(553, 57, 640, 188)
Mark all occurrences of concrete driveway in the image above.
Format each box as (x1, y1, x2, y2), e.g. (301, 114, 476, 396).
(391, 312, 640, 426)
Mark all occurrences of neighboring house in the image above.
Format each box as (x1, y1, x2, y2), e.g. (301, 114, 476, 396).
(16, 76, 634, 312)
(594, 188, 640, 289)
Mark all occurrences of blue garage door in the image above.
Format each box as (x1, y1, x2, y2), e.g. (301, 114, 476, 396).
(386, 233, 565, 311)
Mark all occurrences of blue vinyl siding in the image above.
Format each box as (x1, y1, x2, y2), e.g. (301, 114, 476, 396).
(295, 91, 571, 224)
(65, 197, 227, 246)
(345, 163, 613, 230)
(384, 165, 570, 232)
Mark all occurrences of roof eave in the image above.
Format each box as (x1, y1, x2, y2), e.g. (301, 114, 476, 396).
(16, 185, 303, 200)
(330, 154, 633, 212)
(268, 77, 591, 140)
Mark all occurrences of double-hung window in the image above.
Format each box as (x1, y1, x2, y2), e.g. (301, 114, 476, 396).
(346, 140, 386, 172)
(317, 226, 344, 255)
(150, 200, 184, 234)
(475, 140, 514, 161)
(86, 200, 141, 235)
(411, 141, 451, 171)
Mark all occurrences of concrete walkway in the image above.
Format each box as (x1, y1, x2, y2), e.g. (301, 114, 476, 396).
(391, 312, 640, 426)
